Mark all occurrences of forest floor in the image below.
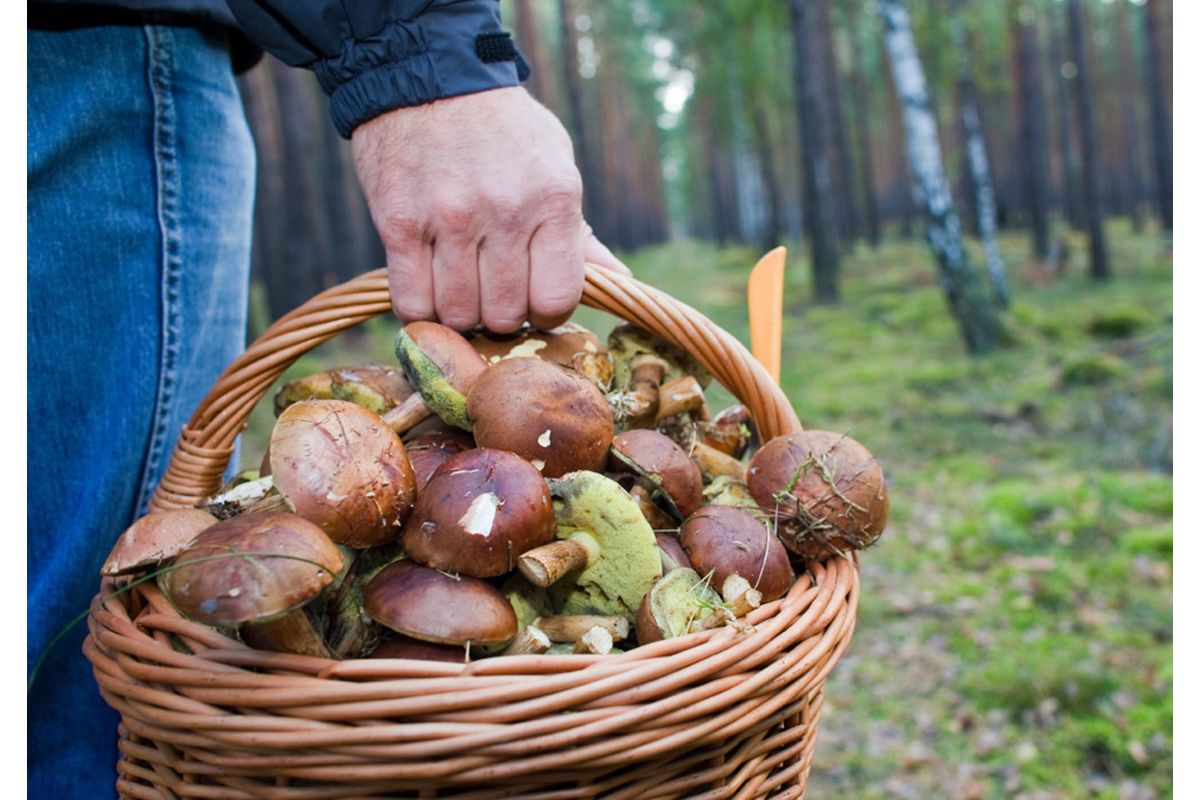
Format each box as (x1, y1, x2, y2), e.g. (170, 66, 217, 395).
(242, 222, 1173, 799)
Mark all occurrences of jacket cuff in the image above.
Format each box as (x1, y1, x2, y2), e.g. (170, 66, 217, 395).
(315, 1, 524, 139)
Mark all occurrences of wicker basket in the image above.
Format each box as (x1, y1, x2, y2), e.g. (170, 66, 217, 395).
(85, 264, 860, 799)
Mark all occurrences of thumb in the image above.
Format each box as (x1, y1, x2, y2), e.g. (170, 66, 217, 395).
(581, 222, 631, 276)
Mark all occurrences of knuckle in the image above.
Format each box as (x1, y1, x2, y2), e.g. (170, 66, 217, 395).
(377, 211, 424, 249)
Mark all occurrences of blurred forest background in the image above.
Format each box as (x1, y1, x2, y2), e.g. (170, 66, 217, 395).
(236, 0, 1173, 797)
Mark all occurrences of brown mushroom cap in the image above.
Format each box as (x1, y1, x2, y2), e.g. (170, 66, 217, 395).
(269, 399, 416, 549)
(403, 429, 475, 491)
(470, 323, 613, 390)
(159, 512, 344, 626)
(363, 561, 517, 646)
(467, 358, 614, 478)
(402, 448, 556, 577)
(700, 404, 758, 459)
(368, 635, 465, 663)
(610, 429, 704, 518)
(746, 430, 889, 559)
(655, 532, 690, 573)
(102, 509, 218, 576)
(680, 505, 793, 602)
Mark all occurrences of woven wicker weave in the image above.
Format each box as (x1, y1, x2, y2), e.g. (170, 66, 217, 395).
(85, 265, 860, 799)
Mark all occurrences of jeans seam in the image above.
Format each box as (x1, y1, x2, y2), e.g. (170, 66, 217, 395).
(134, 25, 183, 514)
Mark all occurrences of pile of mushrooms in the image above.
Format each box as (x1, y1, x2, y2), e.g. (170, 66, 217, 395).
(103, 318, 889, 663)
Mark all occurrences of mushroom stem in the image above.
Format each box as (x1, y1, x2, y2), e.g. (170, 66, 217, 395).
(573, 626, 614, 655)
(499, 625, 552, 656)
(691, 442, 747, 482)
(516, 539, 590, 587)
(201, 475, 276, 519)
(625, 357, 667, 426)
(381, 392, 434, 434)
(536, 614, 630, 643)
(655, 375, 710, 424)
(720, 574, 763, 619)
(241, 609, 331, 658)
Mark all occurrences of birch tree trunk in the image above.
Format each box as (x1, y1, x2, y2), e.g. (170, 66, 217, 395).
(952, 6, 1008, 308)
(879, 0, 1002, 354)
(790, 0, 840, 303)
(1067, 0, 1111, 279)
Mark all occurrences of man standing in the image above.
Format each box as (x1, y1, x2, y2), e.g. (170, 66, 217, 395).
(28, 1, 624, 795)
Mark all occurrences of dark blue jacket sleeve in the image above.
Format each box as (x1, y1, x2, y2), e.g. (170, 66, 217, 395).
(226, 0, 529, 138)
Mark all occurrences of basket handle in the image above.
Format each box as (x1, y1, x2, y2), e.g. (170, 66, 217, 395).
(149, 264, 803, 511)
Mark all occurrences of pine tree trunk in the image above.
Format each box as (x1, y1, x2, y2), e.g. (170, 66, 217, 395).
(1143, 0, 1172, 231)
(752, 101, 784, 252)
(880, 0, 1002, 354)
(953, 4, 1008, 308)
(557, 0, 606, 238)
(790, 0, 840, 303)
(515, 0, 553, 108)
(818, 0, 858, 243)
(1115, 1, 1146, 232)
(849, 17, 881, 248)
(1012, 6, 1052, 262)
(1050, 10, 1081, 230)
(1067, 0, 1111, 279)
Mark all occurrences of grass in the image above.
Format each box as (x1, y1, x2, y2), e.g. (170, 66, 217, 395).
(241, 219, 1172, 798)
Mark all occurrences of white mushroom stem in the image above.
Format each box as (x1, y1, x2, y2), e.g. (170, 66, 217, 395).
(537, 614, 630, 643)
(655, 375, 711, 423)
(499, 625, 551, 656)
(517, 539, 590, 587)
(241, 609, 331, 658)
(721, 574, 764, 619)
(574, 626, 614, 655)
(381, 393, 433, 434)
(691, 442, 747, 482)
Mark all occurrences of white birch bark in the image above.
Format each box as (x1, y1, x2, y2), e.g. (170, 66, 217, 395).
(879, 0, 1001, 353)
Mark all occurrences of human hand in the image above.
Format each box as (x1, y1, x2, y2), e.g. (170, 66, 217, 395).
(351, 86, 629, 333)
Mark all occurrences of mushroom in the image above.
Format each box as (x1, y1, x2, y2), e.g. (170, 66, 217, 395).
(267, 399, 416, 549)
(535, 614, 630, 643)
(322, 541, 406, 660)
(387, 321, 488, 433)
(679, 505, 793, 603)
(690, 441, 748, 483)
(368, 635, 465, 663)
(655, 532, 690, 573)
(362, 561, 517, 647)
(329, 364, 414, 415)
(634, 567, 725, 645)
(467, 358, 614, 478)
(470, 322, 614, 391)
(101, 509, 217, 576)
(401, 448, 556, 578)
(700, 475, 759, 509)
(402, 428, 475, 491)
(629, 483, 678, 531)
(274, 371, 336, 416)
(158, 511, 344, 657)
(699, 404, 758, 459)
(498, 625, 552, 656)
(653, 375, 711, 425)
(609, 429, 704, 519)
(747, 430, 889, 559)
(607, 324, 711, 429)
(516, 471, 661, 623)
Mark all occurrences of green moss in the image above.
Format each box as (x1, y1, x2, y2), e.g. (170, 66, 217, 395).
(1060, 353, 1129, 386)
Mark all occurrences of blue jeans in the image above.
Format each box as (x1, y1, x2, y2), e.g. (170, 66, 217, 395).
(28, 23, 254, 799)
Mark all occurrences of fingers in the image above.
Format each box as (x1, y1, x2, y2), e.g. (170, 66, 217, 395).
(431, 232, 481, 331)
(528, 209, 584, 330)
(381, 220, 435, 323)
(478, 230, 530, 333)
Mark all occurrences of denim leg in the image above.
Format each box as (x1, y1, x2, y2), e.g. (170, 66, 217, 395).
(28, 24, 253, 799)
